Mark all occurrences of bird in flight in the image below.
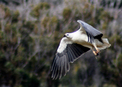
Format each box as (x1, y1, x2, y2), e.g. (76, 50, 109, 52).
(50, 20, 111, 79)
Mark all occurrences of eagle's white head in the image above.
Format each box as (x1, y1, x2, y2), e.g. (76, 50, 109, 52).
(64, 33, 73, 39)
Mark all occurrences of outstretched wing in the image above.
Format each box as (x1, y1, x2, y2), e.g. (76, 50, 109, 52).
(51, 37, 90, 79)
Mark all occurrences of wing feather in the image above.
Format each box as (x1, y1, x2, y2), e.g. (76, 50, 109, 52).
(51, 37, 90, 79)
(77, 20, 103, 43)
(67, 44, 90, 63)
(68, 46, 75, 62)
(78, 20, 103, 37)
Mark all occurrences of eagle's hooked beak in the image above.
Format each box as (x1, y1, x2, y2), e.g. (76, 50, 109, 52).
(63, 34, 66, 37)
(64, 33, 70, 37)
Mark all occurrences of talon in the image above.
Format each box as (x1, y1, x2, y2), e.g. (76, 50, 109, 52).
(96, 49, 100, 53)
(93, 51, 97, 55)
(96, 52, 99, 56)
(92, 46, 100, 56)
(93, 50, 99, 56)
(93, 44, 100, 54)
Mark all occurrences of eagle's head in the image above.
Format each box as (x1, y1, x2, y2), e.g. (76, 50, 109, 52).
(64, 33, 72, 38)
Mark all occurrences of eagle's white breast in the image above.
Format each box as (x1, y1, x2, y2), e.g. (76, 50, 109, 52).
(71, 30, 88, 44)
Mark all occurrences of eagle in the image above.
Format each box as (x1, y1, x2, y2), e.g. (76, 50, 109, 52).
(50, 20, 111, 79)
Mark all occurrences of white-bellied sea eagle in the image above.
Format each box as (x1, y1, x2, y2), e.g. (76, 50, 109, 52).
(50, 20, 111, 79)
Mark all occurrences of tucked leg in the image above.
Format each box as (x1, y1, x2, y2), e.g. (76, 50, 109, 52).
(92, 49, 99, 56)
(95, 47, 100, 53)
(92, 49, 97, 55)
(93, 43, 100, 53)
(92, 43, 100, 56)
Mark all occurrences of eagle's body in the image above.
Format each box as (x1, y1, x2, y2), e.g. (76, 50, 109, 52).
(51, 20, 111, 79)
(69, 30, 88, 43)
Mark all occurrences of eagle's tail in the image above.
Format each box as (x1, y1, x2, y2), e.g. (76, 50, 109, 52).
(95, 38, 111, 50)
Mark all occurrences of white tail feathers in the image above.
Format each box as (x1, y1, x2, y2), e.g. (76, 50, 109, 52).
(95, 38, 111, 50)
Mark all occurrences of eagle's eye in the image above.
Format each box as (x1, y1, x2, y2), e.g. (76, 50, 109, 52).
(64, 33, 69, 37)
(66, 34, 69, 36)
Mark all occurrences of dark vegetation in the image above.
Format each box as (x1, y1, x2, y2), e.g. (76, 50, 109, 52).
(0, 0, 122, 87)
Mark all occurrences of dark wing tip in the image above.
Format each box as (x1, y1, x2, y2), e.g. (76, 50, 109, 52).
(50, 43, 90, 79)
(51, 52, 70, 80)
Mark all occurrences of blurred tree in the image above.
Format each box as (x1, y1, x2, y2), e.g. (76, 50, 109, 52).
(0, 0, 122, 87)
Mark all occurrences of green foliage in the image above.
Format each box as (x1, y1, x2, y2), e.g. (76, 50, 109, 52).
(94, 7, 113, 26)
(83, 3, 93, 19)
(30, 2, 50, 18)
(50, 16, 58, 23)
(12, 10, 20, 23)
(0, 22, 1, 29)
(23, 21, 35, 30)
(0, 1, 122, 87)
(41, 16, 59, 34)
(103, 84, 117, 87)
(62, 8, 72, 20)
(5, 62, 15, 71)
(4, 23, 11, 33)
(102, 22, 108, 30)
(30, 4, 41, 17)
(3, 5, 11, 18)
(15, 68, 40, 87)
(0, 31, 4, 39)
(117, 54, 122, 73)
(110, 34, 122, 46)
(49, 16, 58, 30)
(41, 16, 50, 28)
(40, 2, 50, 9)
(98, 11, 113, 23)
(73, 9, 82, 20)
(33, 24, 38, 34)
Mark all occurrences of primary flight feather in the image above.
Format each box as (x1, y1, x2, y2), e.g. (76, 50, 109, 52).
(50, 20, 111, 79)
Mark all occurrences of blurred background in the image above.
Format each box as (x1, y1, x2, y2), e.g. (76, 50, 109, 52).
(0, 0, 122, 87)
